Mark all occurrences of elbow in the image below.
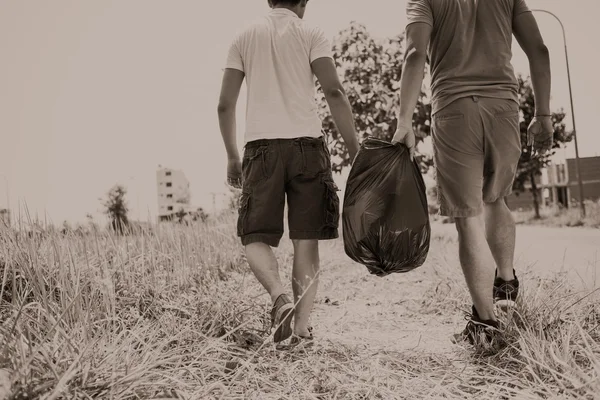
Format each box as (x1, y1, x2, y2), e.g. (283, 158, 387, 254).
(528, 43, 550, 61)
(324, 85, 346, 101)
(217, 102, 232, 115)
(404, 47, 428, 64)
(539, 44, 550, 59)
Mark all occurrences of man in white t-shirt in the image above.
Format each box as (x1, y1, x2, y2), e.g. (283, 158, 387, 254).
(217, 0, 359, 347)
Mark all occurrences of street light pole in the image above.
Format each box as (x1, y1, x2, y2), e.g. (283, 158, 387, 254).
(531, 9, 586, 218)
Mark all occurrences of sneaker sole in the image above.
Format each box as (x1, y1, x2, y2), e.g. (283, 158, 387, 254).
(494, 299, 517, 312)
(276, 336, 315, 351)
(273, 303, 294, 343)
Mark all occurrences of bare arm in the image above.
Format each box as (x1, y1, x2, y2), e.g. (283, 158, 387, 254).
(397, 22, 431, 121)
(513, 12, 551, 115)
(311, 57, 360, 160)
(217, 68, 245, 161)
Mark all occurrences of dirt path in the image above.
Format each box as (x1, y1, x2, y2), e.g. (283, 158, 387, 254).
(309, 222, 599, 355)
(434, 222, 600, 287)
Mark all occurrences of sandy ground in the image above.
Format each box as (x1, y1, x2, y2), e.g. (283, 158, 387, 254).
(433, 222, 600, 287)
(309, 222, 599, 355)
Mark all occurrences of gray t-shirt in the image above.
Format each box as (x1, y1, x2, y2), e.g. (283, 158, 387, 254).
(406, 0, 532, 114)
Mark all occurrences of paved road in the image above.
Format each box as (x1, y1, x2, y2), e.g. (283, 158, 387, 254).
(432, 222, 600, 289)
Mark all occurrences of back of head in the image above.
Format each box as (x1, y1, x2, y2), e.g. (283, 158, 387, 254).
(268, 0, 309, 19)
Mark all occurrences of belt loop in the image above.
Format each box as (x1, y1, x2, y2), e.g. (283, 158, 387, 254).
(261, 147, 267, 178)
(300, 141, 306, 172)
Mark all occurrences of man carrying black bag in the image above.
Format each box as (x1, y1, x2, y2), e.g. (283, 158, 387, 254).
(394, 0, 553, 345)
(217, 0, 360, 348)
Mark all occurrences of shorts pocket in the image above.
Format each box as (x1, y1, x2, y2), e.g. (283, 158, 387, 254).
(322, 175, 340, 229)
(494, 109, 519, 119)
(434, 113, 464, 122)
(237, 190, 251, 237)
(295, 138, 329, 177)
(242, 146, 269, 184)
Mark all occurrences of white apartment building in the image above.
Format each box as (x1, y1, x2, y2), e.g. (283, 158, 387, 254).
(156, 166, 193, 221)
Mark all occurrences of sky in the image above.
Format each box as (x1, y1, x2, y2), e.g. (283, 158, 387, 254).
(1, 0, 599, 224)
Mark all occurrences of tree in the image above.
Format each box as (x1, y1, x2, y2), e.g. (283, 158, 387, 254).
(175, 207, 188, 224)
(102, 185, 129, 234)
(191, 207, 208, 223)
(512, 75, 572, 219)
(316, 22, 432, 174)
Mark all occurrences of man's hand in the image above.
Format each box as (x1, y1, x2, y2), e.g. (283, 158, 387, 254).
(392, 120, 416, 161)
(527, 116, 554, 155)
(227, 158, 242, 189)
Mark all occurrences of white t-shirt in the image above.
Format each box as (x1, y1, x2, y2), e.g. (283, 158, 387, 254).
(225, 8, 333, 143)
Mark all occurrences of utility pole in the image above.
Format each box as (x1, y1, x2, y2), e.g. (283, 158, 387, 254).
(210, 193, 217, 214)
(208, 192, 227, 214)
(127, 176, 141, 221)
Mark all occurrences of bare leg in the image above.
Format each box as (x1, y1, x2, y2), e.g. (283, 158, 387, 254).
(455, 216, 497, 321)
(484, 198, 516, 281)
(291, 239, 320, 337)
(245, 242, 286, 303)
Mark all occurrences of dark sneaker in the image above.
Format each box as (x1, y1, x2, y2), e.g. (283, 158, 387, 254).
(452, 306, 502, 346)
(276, 327, 314, 351)
(493, 269, 519, 310)
(270, 294, 294, 343)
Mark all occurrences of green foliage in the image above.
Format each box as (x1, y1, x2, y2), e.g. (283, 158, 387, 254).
(175, 208, 188, 224)
(316, 22, 432, 174)
(168, 207, 208, 225)
(102, 185, 129, 234)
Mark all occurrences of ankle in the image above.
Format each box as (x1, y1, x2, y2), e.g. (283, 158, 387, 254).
(473, 305, 496, 322)
(270, 290, 287, 304)
(497, 268, 516, 282)
(294, 327, 312, 337)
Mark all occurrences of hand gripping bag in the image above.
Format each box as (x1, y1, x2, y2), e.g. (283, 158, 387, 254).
(342, 137, 431, 277)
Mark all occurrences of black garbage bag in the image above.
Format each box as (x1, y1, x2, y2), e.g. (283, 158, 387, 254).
(342, 137, 431, 277)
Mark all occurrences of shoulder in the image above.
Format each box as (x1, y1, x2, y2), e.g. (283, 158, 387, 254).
(406, 0, 434, 24)
(407, 0, 432, 9)
(294, 19, 328, 40)
(230, 16, 268, 45)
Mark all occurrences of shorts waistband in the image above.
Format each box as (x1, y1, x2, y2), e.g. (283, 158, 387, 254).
(245, 136, 325, 149)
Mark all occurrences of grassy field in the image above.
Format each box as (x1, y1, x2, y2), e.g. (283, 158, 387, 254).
(0, 212, 599, 399)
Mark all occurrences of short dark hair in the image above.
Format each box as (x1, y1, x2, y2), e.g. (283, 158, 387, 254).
(271, 0, 304, 6)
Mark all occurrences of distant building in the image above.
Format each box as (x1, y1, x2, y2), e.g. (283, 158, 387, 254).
(506, 156, 600, 211)
(0, 208, 10, 227)
(156, 166, 194, 221)
(565, 156, 600, 204)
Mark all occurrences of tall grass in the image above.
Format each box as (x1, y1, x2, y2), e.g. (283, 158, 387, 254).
(0, 213, 598, 399)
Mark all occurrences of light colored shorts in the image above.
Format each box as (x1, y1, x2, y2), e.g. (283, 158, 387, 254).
(431, 96, 522, 217)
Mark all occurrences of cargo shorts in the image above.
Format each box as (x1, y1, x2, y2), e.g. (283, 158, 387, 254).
(431, 96, 522, 217)
(237, 136, 340, 247)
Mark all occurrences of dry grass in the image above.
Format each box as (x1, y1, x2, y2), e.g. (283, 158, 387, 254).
(513, 200, 600, 229)
(0, 212, 599, 399)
